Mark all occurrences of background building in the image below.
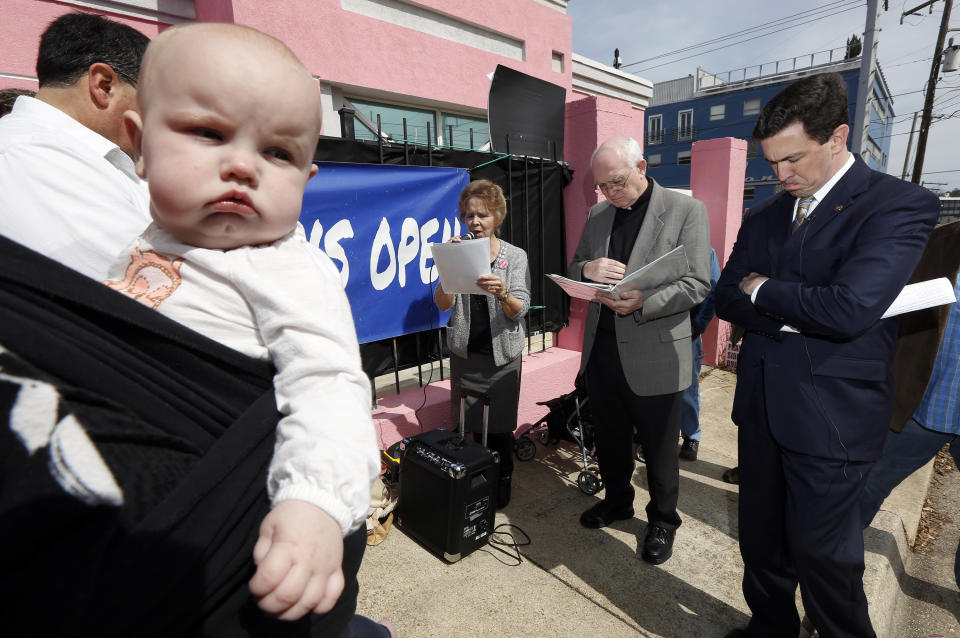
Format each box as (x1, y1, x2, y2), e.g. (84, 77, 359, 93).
(644, 49, 895, 204)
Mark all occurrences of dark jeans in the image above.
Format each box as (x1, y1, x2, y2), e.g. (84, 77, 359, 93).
(680, 335, 704, 441)
(860, 418, 960, 588)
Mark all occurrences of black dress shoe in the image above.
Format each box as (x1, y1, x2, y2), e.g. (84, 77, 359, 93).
(579, 500, 634, 529)
(722, 466, 740, 485)
(679, 437, 699, 461)
(640, 522, 675, 564)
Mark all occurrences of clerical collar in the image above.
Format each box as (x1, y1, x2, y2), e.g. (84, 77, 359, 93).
(618, 177, 654, 212)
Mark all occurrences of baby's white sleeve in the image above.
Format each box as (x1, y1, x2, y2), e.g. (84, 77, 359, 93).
(231, 235, 379, 536)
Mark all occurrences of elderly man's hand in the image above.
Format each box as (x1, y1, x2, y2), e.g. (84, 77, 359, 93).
(597, 289, 643, 315)
(583, 258, 625, 284)
(738, 272, 769, 296)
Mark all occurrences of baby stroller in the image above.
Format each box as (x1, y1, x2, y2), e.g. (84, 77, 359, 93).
(515, 375, 603, 495)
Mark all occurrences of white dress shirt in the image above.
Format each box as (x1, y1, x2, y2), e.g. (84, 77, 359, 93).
(105, 223, 380, 535)
(0, 96, 151, 279)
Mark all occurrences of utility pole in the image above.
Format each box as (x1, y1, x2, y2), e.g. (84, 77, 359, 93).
(901, 111, 919, 179)
(911, 0, 954, 183)
(852, 0, 881, 156)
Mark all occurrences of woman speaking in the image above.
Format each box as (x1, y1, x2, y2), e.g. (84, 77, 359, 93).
(434, 179, 530, 509)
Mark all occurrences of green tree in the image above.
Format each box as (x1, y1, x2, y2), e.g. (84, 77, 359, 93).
(845, 34, 862, 59)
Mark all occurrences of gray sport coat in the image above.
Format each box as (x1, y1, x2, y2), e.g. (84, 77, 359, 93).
(569, 180, 711, 396)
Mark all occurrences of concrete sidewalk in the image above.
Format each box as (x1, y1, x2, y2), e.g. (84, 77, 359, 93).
(356, 367, 929, 637)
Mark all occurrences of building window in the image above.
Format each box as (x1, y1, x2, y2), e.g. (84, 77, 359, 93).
(440, 112, 490, 150)
(647, 114, 664, 145)
(347, 97, 436, 143)
(345, 97, 490, 150)
(677, 150, 691, 165)
(647, 153, 661, 167)
(552, 51, 564, 73)
(744, 98, 761, 115)
(743, 186, 755, 201)
(677, 110, 693, 141)
(710, 104, 725, 121)
(747, 140, 759, 158)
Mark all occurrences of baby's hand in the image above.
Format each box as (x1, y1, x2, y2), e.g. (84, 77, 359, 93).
(249, 499, 344, 621)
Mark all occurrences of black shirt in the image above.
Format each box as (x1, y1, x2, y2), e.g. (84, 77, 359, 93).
(467, 292, 493, 354)
(596, 179, 654, 333)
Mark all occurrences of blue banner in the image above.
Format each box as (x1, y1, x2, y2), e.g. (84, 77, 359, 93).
(300, 162, 470, 343)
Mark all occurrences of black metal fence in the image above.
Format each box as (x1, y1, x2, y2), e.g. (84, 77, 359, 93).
(314, 110, 572, 394)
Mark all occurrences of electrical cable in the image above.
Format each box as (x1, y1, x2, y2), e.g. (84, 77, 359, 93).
(485, 523, 531, 566)
(626, 2, 864, 73)
(623, 0, 862, 69)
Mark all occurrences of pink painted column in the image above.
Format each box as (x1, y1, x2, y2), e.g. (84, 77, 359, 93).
(690, 137, 747, 366)
(557, 94, 644, 352)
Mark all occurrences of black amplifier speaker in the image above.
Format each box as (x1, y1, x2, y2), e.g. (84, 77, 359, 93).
(396, 427, 499, 562)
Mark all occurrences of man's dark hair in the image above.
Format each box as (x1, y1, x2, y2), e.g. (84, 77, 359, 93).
(752, 72, 849, 143)
(36, 13, 149, 88)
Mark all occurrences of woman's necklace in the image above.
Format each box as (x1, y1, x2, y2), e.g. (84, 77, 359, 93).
(491, 237, 503, 264)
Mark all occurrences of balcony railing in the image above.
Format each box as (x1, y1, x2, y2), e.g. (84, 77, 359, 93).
(673, 124, 697, 143)
(698, 46, 855, 91)
(646, 129, 665, 146)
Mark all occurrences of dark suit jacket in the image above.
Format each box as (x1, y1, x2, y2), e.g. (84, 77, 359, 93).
(715, 156, 939, 461)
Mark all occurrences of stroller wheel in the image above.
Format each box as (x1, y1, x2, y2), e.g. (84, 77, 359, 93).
(577, 469, 602, 495)
(515, 437, 536, 461)
(536, 429, 550, 445)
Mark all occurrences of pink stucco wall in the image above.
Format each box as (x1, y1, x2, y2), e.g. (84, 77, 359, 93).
(2, 1, 570, 112)
(196, 0, 571, 113)
(557, 93, 645, 352)
(690, 137, 747, 366)
(0, 0, 165, 91)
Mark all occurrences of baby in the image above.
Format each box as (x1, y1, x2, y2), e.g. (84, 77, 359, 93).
(104, 23, 382, 626)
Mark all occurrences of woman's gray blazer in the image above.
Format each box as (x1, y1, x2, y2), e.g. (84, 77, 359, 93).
(440, 239, 531, 366)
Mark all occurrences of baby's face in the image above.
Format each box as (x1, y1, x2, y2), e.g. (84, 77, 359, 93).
(134, 35, 320, 250)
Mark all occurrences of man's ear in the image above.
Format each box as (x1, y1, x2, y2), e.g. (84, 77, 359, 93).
(830, 124, 850, 155)
(309, 163, 319, 179)
(88, 62, 118, 109)
(124, 109, 147, 177)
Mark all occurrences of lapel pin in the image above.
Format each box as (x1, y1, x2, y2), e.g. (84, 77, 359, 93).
(834, 205, 843, 212)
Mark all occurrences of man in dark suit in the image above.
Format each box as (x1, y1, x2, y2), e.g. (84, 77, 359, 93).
(569, 136, 710, 564)
(715, 73, 939, 638)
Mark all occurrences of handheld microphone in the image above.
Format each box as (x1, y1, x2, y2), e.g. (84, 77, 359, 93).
(459, 231, 476, 240)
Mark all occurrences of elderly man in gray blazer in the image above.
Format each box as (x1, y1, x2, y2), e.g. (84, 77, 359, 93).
(568, 136, 710, 564)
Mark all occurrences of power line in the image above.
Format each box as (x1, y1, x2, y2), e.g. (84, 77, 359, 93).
(623, 0, 860, 67)
(626, 2, 864, 73)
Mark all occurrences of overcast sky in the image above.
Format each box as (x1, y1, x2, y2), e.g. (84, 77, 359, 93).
(567, 0, 960, 192)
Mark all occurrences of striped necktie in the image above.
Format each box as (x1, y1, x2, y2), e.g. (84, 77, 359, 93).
(792, 197, 815, 234)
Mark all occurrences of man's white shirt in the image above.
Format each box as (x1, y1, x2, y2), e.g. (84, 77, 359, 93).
(0, 96, 150, 279)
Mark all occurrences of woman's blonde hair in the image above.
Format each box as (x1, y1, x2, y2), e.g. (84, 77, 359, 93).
(458, 179, 508, 226)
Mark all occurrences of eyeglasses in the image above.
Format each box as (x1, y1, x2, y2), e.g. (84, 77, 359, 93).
(595, 166, 635, 193)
